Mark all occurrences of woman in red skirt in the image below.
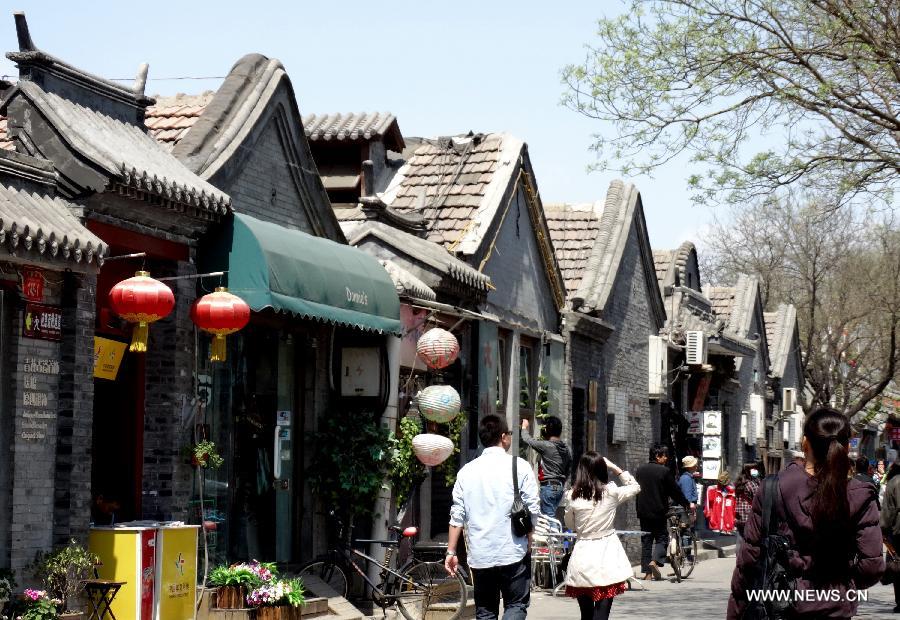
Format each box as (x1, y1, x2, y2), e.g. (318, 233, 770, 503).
(564, 452, 641, 620)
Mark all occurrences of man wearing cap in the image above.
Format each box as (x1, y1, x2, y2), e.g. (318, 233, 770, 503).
(677, 456, 699, 515)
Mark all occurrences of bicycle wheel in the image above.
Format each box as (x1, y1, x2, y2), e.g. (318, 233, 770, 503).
(396, 560, 467, 620)
(680, 531, 700, 578)
(667, 528, 683, 583)
(297, 560, 349, 598)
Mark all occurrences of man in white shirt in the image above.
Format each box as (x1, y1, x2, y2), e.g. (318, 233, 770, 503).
(445, 415, 540, 619)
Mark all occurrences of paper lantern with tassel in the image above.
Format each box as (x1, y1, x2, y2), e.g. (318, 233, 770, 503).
(190, 287, 251, 362)
(108, 271, 175, 352)
(412, 434, 455, 466)
(416, 327, 459, 370)
(418, 384, 461, 423)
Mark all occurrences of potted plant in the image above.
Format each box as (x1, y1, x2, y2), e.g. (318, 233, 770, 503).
(33, 539, 98, 619)
(209, 560, 276, 609)
(0, 568, 15, 612)
(190, 440, 224, 469)
(247, 578, 305, 620)
(13, 589, 62, 620)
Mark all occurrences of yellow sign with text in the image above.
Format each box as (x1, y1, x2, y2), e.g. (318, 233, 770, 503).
(158, 526, 198, 620)
(94, 337, 127, 380)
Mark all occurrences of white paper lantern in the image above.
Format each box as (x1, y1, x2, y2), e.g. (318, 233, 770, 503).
(416, 328, 460, 370)
(412, 433, 455, 466)
(418, 384, 461, 423)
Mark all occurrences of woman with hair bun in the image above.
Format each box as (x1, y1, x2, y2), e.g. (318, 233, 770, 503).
(727, 407, 884, 619)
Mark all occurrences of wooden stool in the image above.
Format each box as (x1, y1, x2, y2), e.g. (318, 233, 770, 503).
(82, 580, 125, 620)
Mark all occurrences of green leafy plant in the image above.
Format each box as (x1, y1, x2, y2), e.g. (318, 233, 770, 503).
(436, 414, 466, 487)
(33, 539, 98, 612)
(12, 589, 60, 620)
(0, 568, 16, 601)
(191, 440, 224, 469)
(308, 412, 394, 524)
(389, 416, 427, 509)
(208, 561, 276, 589)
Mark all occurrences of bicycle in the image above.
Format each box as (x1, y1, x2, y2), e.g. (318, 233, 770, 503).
(297, 515, 467, 620)
(666, 506, 699, 582)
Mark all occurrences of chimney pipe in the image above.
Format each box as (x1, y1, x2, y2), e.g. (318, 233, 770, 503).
(14, 12, 36, 52)
(362, 160, 375, 198)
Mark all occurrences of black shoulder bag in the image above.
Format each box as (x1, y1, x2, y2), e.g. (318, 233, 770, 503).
(742, 475, 796, 620)
(511, 456, 534, 537)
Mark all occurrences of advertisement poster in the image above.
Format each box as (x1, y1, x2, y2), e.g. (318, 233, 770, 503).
(158, 527, 198, 620)
(703, 410, 722, 436)
(702, 458, 721, 480)
(686, 411, 702, 435)
(94, 337, 127, 380)
(23, 303, 62, 341)
(702, 435, 722, 458)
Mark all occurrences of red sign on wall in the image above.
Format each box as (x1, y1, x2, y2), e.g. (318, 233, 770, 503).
(23, 303, 62, 341)
(891, 427, 900, 442)
(22, 268, 44, 302)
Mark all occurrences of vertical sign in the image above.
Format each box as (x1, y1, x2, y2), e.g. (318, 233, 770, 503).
(22, 268, 44, 302)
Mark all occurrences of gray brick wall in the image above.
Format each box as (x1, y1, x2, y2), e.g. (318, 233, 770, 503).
(141, 257, 197, 521)
(53, 272, 97, 546)
(217, 118, 314, 233)
(7, 268, 64, 576)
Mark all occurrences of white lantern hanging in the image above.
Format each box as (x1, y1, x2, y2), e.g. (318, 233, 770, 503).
(416, 328, 460, 370)
(412, 433, 455, 466)
(418, 384, 461, 423)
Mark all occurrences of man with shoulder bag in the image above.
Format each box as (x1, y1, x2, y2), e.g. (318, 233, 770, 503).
(446, 415, 540, 619)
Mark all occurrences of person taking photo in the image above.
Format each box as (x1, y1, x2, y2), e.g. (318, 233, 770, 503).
(520, 416, 572, 518)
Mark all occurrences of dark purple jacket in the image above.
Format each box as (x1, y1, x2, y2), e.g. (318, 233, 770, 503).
(728, 464, 884, 619)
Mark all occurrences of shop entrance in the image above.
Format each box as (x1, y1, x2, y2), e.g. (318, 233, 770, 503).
(203, 323, 307, 565)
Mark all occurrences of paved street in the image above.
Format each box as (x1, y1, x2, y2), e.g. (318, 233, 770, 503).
(527, 557, 900, 619)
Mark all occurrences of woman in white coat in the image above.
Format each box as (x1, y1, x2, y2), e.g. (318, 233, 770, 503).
(564, 451, 641, 620)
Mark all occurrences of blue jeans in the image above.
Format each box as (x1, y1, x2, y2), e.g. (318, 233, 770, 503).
(539, 481, 564, 518)
(472, 554, 531, 620)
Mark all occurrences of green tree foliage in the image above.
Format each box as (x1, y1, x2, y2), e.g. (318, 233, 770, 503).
(563, 1, 900, 206)
(389, 416, 427, 509)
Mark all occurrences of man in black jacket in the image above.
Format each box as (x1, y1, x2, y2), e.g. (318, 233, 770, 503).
(635, 443, 689, 580)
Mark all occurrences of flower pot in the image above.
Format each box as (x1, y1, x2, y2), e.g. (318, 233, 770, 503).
(256, 605, 302, 620)
(215, 585, 248, 609)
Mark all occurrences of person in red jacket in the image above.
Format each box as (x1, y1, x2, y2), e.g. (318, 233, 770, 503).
(704, 470, 736, 533)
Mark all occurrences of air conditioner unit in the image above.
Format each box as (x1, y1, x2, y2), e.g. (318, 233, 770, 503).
(782, 387, 796, 413)
(740, 412, 748, 441)
(750, 394, 765, 441)
(685, 331, 708, 365)
(648, 336, 668, 398)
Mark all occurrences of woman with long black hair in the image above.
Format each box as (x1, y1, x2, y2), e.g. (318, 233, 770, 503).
(563, 451, 640, 620)
(728, 407, 884, 618)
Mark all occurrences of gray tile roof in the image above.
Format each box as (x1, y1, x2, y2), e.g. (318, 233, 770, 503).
(349, 220, 491, 291)
(16, 81, 230, 214)
(0, 152, 106, 265)
(544, 202, 604, 298)
(303, 112, 404, 152)
(764, 303, 798, 378)
(144, 93, 214, 151)
(653, 249, 675, 286)
(381, 133, 519, 252)
(653, 241, 698, 290)
(379, 259, 436, 301)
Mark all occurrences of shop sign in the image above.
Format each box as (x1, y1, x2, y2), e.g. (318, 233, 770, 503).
(22, 268, 44, 302)
(23, 303, 62, 341)
(702, 458, 721, 480)
(686, 411, 702, 435)
(94, 337, 128, 380)
(848, 437, 860, 456)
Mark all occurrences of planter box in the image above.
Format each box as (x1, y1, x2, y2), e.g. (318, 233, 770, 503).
(216, 585, 248, 609)
(255, 606, 302, 620)
(60, 613, 85, 620)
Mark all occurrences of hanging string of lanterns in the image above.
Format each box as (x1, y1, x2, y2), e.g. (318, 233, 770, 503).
(108, 268, 251, 361)
(410, 327, 463, 466)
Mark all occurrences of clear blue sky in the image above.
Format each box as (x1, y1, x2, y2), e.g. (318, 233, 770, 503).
(0, 0, 716, 250)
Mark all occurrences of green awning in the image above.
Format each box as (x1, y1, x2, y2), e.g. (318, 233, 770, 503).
(204, 213, 401, 335)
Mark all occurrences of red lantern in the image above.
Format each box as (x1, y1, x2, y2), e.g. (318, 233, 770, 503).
(190, 287, 250, 362)
(108, 270, 175, 353)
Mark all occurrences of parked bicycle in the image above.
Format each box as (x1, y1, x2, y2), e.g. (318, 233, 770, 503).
(666, 506, 699, 582)
(297, 514, 467, 620)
